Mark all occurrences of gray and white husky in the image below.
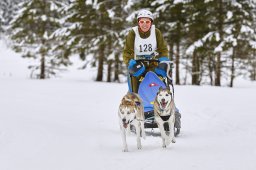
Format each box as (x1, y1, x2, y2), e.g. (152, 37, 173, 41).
(118, 92, 146, 152)
(154, 87, 176, 148)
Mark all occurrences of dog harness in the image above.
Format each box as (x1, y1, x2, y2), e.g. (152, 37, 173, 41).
(156, 99, 175, 122)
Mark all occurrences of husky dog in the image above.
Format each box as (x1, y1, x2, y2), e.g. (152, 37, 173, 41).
(154, 87, 176, 148)
(118, 92, 146, 152)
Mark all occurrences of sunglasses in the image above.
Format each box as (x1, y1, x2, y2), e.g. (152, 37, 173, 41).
(139, 20, 151, 24)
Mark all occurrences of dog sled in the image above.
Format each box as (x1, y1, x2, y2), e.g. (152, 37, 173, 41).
(128, 56, 181, 136)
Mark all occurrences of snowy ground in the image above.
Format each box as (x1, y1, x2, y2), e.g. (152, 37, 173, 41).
(1, 40, 256, 170)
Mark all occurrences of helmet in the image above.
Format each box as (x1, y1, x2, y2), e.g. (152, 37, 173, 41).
(137, 9, 153, 21)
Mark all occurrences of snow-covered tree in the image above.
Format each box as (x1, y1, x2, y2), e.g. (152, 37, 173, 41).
(103, 0, 129, 82)
(55, 0, 129, 82)
(10, 0, 68, 79)
(53, 0, 98, 58)
(223, 0, 256, 87)
(152, 0, 188, 85)
(0, 10, 3, 34)
(183, 0, 256, 86)
(0, 0, 25, 36)
(53, 0, 107, 81)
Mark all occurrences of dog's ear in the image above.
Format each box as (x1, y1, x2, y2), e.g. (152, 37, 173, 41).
(166, 86, 171, 92)
(135, 101, 140, 106)
(166, 86, 171, 91)
(133, 107, 137, 113)
(159, 86, 163, 91)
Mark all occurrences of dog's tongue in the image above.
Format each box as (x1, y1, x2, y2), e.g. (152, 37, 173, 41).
(161, 101, 167, 108)
(123, 123, 128, 128)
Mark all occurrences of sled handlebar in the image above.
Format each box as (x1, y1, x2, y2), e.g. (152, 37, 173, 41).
(136, 59, 160, 63)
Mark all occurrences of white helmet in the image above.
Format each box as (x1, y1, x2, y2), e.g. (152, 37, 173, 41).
(137, 9, 153, 21)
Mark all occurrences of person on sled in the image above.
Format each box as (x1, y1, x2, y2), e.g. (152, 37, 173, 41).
(122, 9, 181, 134)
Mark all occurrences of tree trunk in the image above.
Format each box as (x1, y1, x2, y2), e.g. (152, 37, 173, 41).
(175, 41, 180, 85)
(208, 54, 214, 85)
(215, 53, 221, 86)
(230, 47, 235, 87)
(96, 42, 104, 81)
(215, 0, 224, 86)
(40, 54, 45, 79)
(251, 49, 256, 81)
(169, 42, 174, 79)
(114, 53, 120, 82)
(192, 52, 200, 85)
(107, 60, 112, 82)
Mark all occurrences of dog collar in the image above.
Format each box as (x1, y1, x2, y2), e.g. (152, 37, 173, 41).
(160, 115, 171, 121)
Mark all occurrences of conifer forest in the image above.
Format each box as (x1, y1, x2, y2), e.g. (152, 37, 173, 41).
(1, 0, 255, 87)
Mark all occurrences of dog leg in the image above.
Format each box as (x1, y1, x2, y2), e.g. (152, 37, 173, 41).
(140, 120, 146, 139)
(126, 124, 131, 135)
(156, 117, 168, 148)
(169, 115, 176, 143)
(120, 125, 128, 152)
(134, 121, 142, 150)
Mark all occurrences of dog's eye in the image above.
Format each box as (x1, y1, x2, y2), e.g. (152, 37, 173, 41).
(166, 94, 169, 96)
(121, 111, 124, 114)
(127, 111, 130, 115)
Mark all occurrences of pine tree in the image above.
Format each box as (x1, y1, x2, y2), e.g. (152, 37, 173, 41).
(152, 0, 188, 85)
(0, 9, 3, 34)
(104, 0, 129, 82)
(10, 0, 68, 79)
(223, 1, 256, 86)
(54, 0, 98, 57)
(180, 0, 211, 85)
(0, 0, 25, 36)
(55, 0, 116, 82)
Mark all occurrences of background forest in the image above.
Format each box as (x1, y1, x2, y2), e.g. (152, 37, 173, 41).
(0, 0, 255, 87)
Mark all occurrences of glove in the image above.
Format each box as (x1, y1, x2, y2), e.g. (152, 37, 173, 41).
(155, 57, 171, 77)
(158, 56, 169, 62)
(128, 59, 145, 77)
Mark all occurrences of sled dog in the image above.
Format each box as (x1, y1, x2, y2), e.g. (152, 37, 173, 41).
(154, 87, 176, 148)
(118, 92, 146, 152)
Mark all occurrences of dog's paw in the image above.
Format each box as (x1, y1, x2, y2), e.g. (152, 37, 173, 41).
(141, 133, 146, 139)
(137, 143, 142, 150)
(165, 138, 171, 146)
(162, 141, 167, 148)
(122, 148, 128, 152)
(172, 138, 176, 143)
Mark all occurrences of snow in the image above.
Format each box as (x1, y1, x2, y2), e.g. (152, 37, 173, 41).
(186, 39, 203, 55)
(173, 0, 187, 4)
(1, 40, 256, 170)
(0, 40, 30, 78)
(227, 11, 233, 20)
(50, 1, 58, 11)
(41, 15, 47, 21)
(249, 40, 256, 49)
(214, 41, 224, 53)
(124, 0, 134, 12)
(241, 25, 254, 34)
(232, 1, 242, 8)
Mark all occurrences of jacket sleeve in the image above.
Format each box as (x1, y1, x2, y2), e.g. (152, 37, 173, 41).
(155, 28, 169, 59)
(122, 30, 135, 65)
